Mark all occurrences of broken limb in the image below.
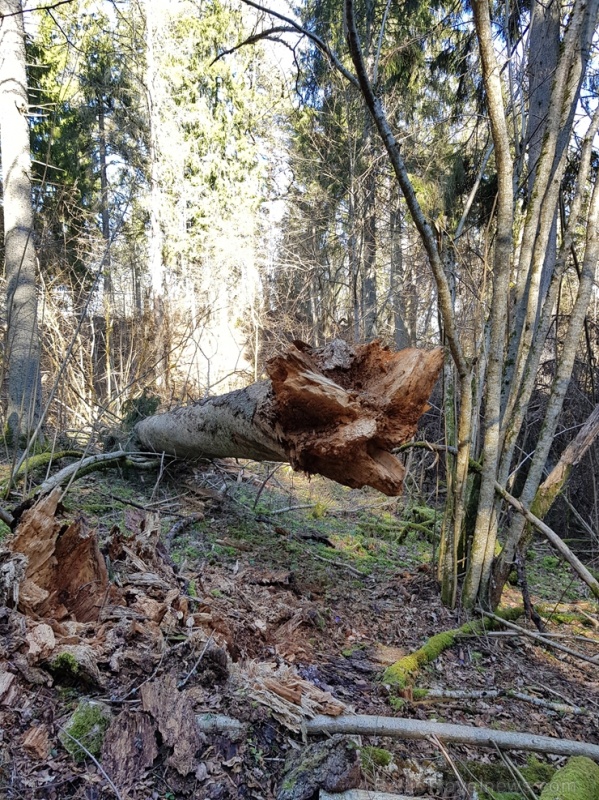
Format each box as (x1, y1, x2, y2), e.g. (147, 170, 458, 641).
(304, 715, 599, 760)
(135, 340, 444, 495)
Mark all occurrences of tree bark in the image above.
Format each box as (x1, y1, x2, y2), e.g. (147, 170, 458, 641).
(135, 340, 443, 495)
(0, 0, 42, 438)
(305, 715, 599, 760)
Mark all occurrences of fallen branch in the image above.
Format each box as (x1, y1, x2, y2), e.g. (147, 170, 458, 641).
(382, 607, 523, 688)
(35, 451, 159, 496)
(413, 687, 587, 715)
(305, 714, 599, 760)
(480, 610, 599, 666)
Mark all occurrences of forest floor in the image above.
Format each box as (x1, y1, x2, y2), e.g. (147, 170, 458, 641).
(1, 456, 598, 800)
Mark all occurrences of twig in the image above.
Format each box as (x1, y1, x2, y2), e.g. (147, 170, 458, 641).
(59, 728, 122, 799)
(253, 464, 282, 509)
(428, 734, 471, 798)
(165, 513, 205, 550)
(268, 504, 317, 515)
(309, 550, 368, 578)
(117, 639, 191, 702)
(480, 610, 599, 666)
(494, 746, 538, 800)
(178, 633, 214, 689)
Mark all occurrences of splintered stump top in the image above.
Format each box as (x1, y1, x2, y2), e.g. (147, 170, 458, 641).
(134, 339, 443, 496)
(267, 340, 443, 495)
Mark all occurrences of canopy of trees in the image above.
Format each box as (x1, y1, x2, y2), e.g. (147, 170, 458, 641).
(1, 0, 598, 614)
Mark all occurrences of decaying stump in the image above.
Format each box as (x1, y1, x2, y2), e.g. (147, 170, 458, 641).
(135, 340, 443, 495)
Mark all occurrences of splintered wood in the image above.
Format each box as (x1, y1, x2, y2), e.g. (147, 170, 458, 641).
(9, 488, 121, 621)
(268, 340, 443, 495)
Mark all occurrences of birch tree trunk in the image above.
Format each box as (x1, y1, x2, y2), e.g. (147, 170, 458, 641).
(0, 0, 42, 439)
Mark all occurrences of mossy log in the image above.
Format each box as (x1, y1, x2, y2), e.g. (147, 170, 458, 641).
(382, 607, 524, 688)
(135, 340, 443, 496)
(539, 756, 599, 799)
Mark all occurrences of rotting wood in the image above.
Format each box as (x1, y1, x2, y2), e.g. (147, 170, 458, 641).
(7, 488, 122, 621)
(135, 340, 444, 495)
(304, 715, 599, 760)
(140, 673, 204, 775)
(101, 710, 158, 792)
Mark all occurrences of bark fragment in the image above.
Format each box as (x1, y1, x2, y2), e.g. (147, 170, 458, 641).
(8, 488, 121, 621)
(102, 710, 159, 791)
(140, 673, 205, 775)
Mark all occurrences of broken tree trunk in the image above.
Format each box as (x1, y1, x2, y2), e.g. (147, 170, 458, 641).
(531, 402, 599, 520)
(135, 340, 444, 495)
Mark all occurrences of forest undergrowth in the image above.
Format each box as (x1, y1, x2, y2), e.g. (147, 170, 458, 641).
(1, 456, 598, 800)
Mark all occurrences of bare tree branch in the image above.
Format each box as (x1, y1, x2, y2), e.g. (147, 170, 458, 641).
(211, 26, 297, 65)
(239, 0, 360, 89)
(0, 0, 75, 18)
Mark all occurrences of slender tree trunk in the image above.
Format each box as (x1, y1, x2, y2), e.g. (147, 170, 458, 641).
(526, 0, 560, 315)
(0, 0, 42, 439)
(390, 198, 411, 349)
(98, 101, 114, 401)
(463, 0, 514, 607)
(144, 0, 164, 300)
(362, 120, 377, 341)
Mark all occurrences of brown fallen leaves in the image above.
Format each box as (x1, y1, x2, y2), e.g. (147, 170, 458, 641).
(0, 487, 349, 795)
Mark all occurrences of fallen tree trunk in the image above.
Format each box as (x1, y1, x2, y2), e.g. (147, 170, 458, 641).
(135, 340, 444, 495)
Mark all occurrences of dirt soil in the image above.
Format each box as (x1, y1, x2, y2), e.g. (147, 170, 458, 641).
(1, 457, 598, 800)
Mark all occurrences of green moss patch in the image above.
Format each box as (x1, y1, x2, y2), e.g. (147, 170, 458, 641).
(59, 700, 111, 762)
(539, 756, 599, 800)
